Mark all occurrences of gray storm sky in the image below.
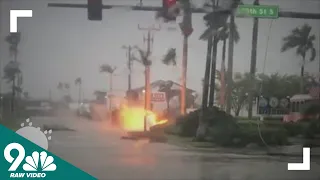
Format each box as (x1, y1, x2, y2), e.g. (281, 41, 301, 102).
(0, 0, 319, 100)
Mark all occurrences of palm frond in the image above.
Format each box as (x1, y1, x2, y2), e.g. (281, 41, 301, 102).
(310, 47, 316, 61)
(162, 48, 177, 66)
(57, 82, 63, 89)
(199, 27, 215, 40)
(100, 64, 116, 74)
(64, 83, 70, 89)
(133, 46, 152, 66)
(281, 37, 300, 52)
(75, 77, 82, 85)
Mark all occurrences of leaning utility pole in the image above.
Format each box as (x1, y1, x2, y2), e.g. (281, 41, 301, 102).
(179, 0, 193, 115)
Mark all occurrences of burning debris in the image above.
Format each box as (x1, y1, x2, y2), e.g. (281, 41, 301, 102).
(119, 105, 168, 132)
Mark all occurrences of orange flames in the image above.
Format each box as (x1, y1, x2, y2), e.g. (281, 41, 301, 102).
(119, 105, 168, 132)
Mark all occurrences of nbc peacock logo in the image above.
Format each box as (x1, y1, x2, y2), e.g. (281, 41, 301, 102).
(3, 118, 57, 178)
(4, 143, 57, 178)
(23, 151, 57, 172)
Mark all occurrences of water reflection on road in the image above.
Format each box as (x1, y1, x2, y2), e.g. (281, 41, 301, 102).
(31, 116, 320, 180)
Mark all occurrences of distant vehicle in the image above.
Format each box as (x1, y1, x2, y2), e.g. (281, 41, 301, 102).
(24, 100, 54, 116)
(77, 102, 91, 119)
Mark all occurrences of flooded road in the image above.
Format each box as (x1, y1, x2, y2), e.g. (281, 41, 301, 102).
(30, 116, 320, 180)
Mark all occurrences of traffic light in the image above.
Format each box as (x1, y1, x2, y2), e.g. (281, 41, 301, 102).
(87, 0, 102, 21)
(162, 0, 179, 21)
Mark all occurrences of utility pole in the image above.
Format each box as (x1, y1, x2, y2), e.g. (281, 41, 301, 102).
(179, 0, 193, 115)
(138, 24, 160, 131)
(122, 45, 133, 91)
(247, 0, 259, 119)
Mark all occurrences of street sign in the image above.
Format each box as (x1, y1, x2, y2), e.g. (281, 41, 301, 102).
(280, 98, 289, 108)
(236, 5, 279, 19)
(151, 92, 166, 102)
(269, 97, 279, 108)
(258, 97, 268, 107)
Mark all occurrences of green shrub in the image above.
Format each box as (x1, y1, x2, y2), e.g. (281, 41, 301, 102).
(206, 122, 288, 147)
(301, 101, 320, 116)
(304, 119, 320, 139)
(175, 106, 237, 137)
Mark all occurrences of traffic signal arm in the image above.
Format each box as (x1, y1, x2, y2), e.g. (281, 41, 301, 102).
(48, 3, 320, 20)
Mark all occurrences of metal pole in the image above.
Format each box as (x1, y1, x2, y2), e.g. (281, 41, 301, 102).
(248, 0, 259, 119)
(47, 3, 320, 19)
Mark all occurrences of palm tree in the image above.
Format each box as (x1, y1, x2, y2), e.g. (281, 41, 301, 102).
(75, 77, 82, 105)
(215, 23, 240, 109)
(158, 81, 177, 111)
(162, 48, 177, 66)
(131, 46, 152, 110)
(218, 23, 240, 64)
(195, 0, 241, 141)
(100, 64, 117, 91)
(5, 32, 21, 112)
(200, 0, 229, 108)
(57, 82, 63, 94)
(64, 83, 70, 94)
(281, 24, 317, 93)
(161, 48, 178, 111)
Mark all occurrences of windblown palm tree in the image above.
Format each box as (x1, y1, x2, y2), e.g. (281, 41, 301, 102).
(75, 77, 82, 104)
(100, 64, 117, 91)
(281, 24, 317, 93)
(131, 46, 152, 110)
(64, 83, 70, 94)
(195, 0, 242, 141)
(162, 48, 177, 66)
(160, 48, 178, 111)
(5, 32, 21, 112)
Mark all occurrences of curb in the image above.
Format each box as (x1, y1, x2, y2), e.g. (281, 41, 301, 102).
(267, 152, 320, 157)
(172, 145, 320, 158)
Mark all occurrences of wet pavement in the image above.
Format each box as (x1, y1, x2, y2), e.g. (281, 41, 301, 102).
(30, 115, 320, 180)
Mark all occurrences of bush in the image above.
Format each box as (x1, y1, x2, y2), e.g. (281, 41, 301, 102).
(282, 122, 307, 137)
(207, 122, 288, 147)
(236, 116, 283, 121)
(175, 106, 237, 137)
(303, 119, 320, 139)
(173, 107, 290, 147)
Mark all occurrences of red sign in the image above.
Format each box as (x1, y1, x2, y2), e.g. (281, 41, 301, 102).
(151, 92, 166, 102)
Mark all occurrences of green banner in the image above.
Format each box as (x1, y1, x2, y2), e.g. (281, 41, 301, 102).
(0, 124, 96, 179)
